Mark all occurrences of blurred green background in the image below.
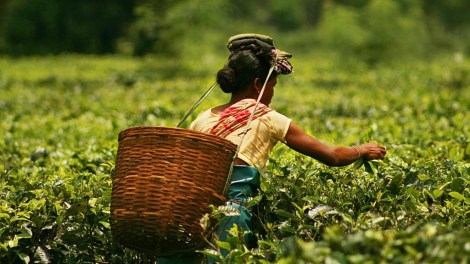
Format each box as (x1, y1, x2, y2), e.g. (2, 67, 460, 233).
(1, 0, 469, 63)
(1, 1, 469, 262)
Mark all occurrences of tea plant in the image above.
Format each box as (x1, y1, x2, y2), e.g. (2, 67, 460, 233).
(0, 53, 469, 263)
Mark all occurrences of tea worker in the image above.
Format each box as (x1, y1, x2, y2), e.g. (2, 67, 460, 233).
(160, 33, 387, 263)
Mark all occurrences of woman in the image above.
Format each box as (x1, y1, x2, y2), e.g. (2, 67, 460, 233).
(160, 33, 386, 263)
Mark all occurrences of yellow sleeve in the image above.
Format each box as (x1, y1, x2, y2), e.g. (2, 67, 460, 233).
(268, 111, 292, 142)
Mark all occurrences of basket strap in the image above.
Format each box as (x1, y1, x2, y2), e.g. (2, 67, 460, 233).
(176, 81, 218, 127)
(235, 64, 275, 153)
(222, 63, 276, 194)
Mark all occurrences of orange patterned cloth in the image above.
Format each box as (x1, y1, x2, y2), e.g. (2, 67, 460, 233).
(210, 99, 272, 138)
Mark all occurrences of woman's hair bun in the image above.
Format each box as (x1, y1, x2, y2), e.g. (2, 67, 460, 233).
(217, 66, 237, 93)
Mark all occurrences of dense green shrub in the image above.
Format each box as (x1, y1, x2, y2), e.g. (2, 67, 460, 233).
(1, 0, 470, 58)
(0, 0, 134, 54)
(315, 0, 429, 63)
(0, 53, 468, 262)
(127, 0, 228, 56)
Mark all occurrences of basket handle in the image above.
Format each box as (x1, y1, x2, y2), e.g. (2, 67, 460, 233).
(176, 81, 218, 128)
(222, 63, 276, 194)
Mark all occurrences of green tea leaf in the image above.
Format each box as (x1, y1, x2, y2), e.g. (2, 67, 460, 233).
(433, 189, 444, 198)
(449, 192, 465, 201)
(17, 253, 30, 264)
(364, 161, 378, 175)
(418, 174, 430, 181)
(276, 209, 296, 219)
(353, 158, 364, 169)
(196, 249, 222, 260)
(407, 188, 420, 200)
(216, 241, 231, 250)
(88, 198, 98, 208)
(99, 221, 110, 229)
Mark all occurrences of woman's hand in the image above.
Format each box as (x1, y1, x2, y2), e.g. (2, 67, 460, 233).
(356, 142, 387, 161)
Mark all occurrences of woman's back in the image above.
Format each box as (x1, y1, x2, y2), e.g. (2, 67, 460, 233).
(190, 98, 291, 171)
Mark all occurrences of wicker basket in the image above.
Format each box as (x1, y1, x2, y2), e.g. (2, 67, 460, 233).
(110, 126, 237, 256)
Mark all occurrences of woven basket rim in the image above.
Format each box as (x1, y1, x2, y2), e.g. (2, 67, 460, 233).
(118, 126, 237, 148)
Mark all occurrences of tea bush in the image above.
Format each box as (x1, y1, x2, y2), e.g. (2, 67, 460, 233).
(0, 53, 468, 263)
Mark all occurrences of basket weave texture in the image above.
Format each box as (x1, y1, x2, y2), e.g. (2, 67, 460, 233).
(111, 126, 237, 256)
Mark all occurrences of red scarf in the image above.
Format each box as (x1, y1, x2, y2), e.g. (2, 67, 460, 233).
(210, 99, 272, 138)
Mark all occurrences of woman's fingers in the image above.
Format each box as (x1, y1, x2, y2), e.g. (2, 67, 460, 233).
(375, 147, 386, 159)
(364, 144, 387, 160)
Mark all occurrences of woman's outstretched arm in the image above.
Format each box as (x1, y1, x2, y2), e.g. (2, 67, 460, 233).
(284, 122, 386, 167)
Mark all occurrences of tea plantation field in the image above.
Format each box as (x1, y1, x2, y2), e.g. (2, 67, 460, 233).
(0, 54, 469, 263)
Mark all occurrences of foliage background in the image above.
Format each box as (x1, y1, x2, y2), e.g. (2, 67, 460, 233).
(0, 0, 470, 60)
(0, 0, 469, 263)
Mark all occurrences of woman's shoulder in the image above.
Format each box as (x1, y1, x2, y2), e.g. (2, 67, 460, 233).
(189, 108, 218, 130)
(264, 107, 290, 121)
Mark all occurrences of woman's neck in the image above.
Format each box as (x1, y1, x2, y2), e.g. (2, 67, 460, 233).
(229, 91, 256, 104)
(212, 93, 256, 114)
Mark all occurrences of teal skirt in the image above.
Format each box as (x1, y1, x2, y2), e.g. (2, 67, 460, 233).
(209, 165, 260, 259)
